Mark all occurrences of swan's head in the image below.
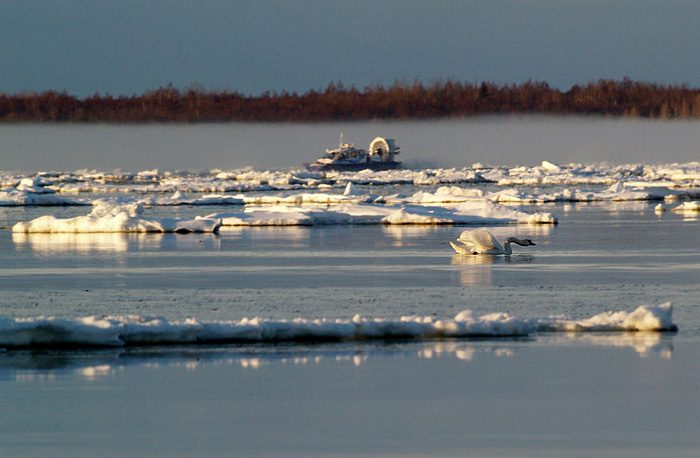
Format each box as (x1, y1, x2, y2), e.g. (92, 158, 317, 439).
(503, 237, 536, 250)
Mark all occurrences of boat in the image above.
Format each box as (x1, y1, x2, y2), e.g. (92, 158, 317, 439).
(305, 135, 401, 172)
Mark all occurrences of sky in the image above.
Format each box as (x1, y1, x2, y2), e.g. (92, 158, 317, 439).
(3, 0, 700, 98)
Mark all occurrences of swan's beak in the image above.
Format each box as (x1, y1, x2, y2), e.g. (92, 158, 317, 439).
(531, 242, 536, 246)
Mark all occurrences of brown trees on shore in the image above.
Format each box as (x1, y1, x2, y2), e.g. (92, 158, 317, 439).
(2, 79, 700, 122)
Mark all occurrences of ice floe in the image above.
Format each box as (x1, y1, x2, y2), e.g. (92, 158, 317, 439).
(0, 303, 676, 349)
(670, 201, 700, 212)
(1, 161, 700, 198)
(12, 201, 221, 233)
(0, 178, 83, 206)
(5, 161, 700, 207)
(8, 161, 700, 234)
(0, 189, 81, 206)
(201, 201, 557, 226)
(535, 302, 676, 333)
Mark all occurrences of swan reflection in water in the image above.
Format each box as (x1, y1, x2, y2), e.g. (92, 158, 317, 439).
(451, 253, 535, 266)
(451, 253, 534, 286)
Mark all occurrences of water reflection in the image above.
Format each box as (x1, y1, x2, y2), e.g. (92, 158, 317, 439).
(523, 224, 555, 238)
(649, 200, 700, 220)
(76, 364, 117, 381)
(0, 334, 674, 383)
(13, 232, 130, 253)
(547, 332, 674, 359)
(451, 254, 494, 285)
(607, 201, 650, 213)
(679, 210, 700, 221)
(222, 226, 311, 246)
(12, 232, 221, 253)
(451, 254, 535, 286)
(382, 225, 439, 247)
(14, 371, 56, 383)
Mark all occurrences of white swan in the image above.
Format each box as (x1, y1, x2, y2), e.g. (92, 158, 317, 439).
(450, 228, 536, 255)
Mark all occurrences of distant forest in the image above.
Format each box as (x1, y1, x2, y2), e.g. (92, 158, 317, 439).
(3, 79, 700, 122)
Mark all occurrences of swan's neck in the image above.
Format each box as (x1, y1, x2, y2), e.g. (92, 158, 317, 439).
(503, 237, 529, 254)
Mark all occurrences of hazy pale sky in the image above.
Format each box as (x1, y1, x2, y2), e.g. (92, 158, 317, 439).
(3, 1, 700, 97)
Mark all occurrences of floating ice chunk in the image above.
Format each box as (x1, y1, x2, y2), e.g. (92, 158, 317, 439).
(141, 193, 245, 206)
(454, 310, 474, 321)
(435, 186, 484, 198)
(0, 315, 123, 347)
(91, 201, 144, 217)
(486, 181, 667, 203)
(536, 302, 677, 332)
(382, 207, 453, 225)
(541, 160, 563, 173)
(240, 192, 373, 205)
(0, 304, 675, 349)
(437, 310, 535, 336)
(408, 186, 485, 204)
(671, 201, 700, 212)
(622, 303, 675, 332)
(0, 189, 82, 206)
(17, 178, 56, 194)
(607, 181, 625, 194)
(343, 182, 358, 196)
(12, 201, 220, 233)
(526, 212, 558, 224)
(489, 188, 542, 203)
(138, 169, 160, 178)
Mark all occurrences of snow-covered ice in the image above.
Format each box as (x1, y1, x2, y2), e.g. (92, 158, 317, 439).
(12, 160, 700, 229)
(201, 200, 557, 226)
(12, 201, 221, 233)
(0, 303, 676, 349)
(5, 161, 700, 211)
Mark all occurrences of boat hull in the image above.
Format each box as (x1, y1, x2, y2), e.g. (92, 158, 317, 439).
(305, 161, 401, 172)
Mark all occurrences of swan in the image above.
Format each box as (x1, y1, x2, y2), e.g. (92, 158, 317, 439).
(450, 228, 535, 255)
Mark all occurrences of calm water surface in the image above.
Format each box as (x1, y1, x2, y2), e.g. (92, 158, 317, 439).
(1, 201, 699, 331)
(1, 338, 697, 457)
(2, 200, 700, 456)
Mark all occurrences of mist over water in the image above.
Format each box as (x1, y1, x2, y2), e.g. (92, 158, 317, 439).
(2, 116, 700, 173)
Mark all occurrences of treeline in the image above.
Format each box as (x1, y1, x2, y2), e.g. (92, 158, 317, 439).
(2, 79, 700, 122)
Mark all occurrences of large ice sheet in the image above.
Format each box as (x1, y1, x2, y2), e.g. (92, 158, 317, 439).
(0, 303, 676, 349)
(202, 200, 557, 226)
(12, 202, 221, 233)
